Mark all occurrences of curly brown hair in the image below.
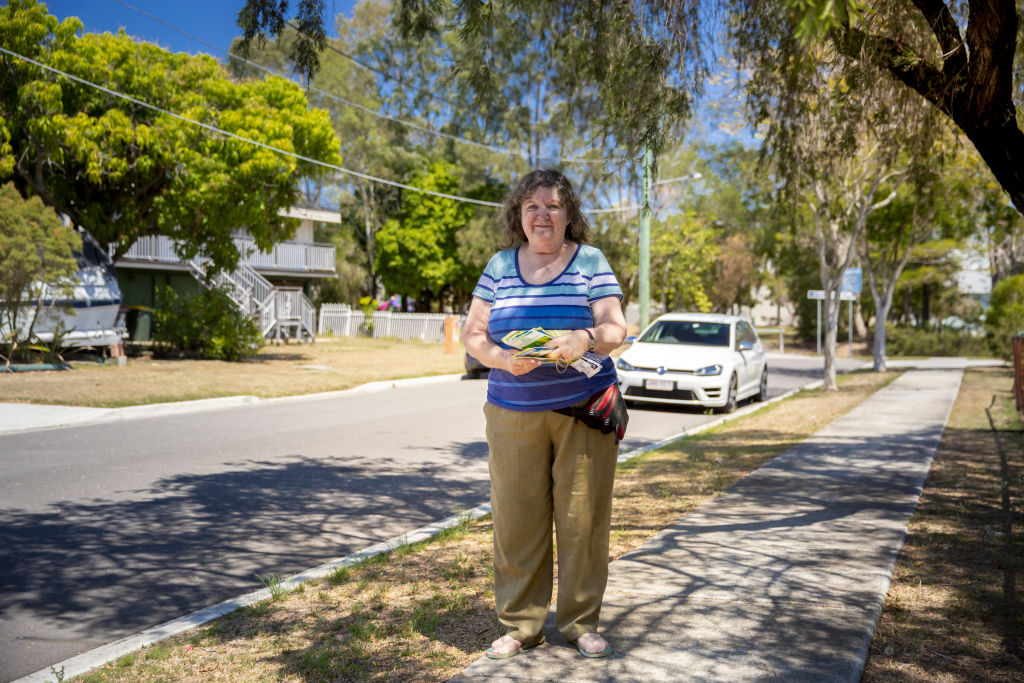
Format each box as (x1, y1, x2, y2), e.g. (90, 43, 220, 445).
(499, 169, 592, 248)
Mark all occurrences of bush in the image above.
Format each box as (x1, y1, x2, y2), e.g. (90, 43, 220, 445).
(152, 285, 263, 361)
(358, 296, 378, 336)
(885, 324, 990, 358)
(985, 274, 1024, 360)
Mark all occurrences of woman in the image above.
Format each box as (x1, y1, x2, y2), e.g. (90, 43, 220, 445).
(463, 169, 627, 660)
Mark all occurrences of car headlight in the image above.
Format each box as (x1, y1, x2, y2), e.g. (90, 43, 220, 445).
(694, 364, 722, 376)
(616, 358, 636, 371)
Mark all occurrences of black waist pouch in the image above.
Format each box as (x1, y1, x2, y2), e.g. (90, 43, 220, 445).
(554, 383, 629, 443)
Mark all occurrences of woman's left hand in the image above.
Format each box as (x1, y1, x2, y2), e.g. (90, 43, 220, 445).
(548, 329, 591, 363)
(547, 298, 627, 362)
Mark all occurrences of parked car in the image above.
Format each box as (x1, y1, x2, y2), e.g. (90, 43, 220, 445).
(465, 352, 489, 379)
(615, 313, 767, 412)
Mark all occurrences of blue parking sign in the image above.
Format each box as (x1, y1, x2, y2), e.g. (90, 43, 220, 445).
(841, 267, 863, 294)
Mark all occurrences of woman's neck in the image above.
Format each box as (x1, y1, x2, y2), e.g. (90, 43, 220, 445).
(518, 241, 576, 285)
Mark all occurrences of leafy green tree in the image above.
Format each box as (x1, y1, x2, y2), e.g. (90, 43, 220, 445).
(0, 182, 81, 361)
(985, 273, 1024, 360)
(860, 127, 978, 370)
(375, 163, 475, 308)
(651, 210, 718, 313)
(974, 170, 1024, 284)
(0, 0, 340, 273)
(894, 238, 966, 328)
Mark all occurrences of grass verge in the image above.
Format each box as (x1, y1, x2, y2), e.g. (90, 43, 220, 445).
(863, 365, 1024, 682)
(0, 337, 465, 407)
(72, 370, 897, 682)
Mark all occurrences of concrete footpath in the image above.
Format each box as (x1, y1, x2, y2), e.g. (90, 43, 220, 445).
(454, 365, 964, 682)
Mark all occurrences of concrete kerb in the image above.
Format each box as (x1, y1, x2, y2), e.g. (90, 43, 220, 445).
(15, 374, 828, 683)
(617, 378, 824, 464)
(0, 373, 467, 436)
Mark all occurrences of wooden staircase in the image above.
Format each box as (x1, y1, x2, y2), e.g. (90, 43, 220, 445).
(186, 258, 316, 342)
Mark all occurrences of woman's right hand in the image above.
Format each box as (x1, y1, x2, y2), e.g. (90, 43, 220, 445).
(502, 350, 542, 376)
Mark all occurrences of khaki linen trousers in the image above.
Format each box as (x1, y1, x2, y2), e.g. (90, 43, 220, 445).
(484, 401, 619, 645)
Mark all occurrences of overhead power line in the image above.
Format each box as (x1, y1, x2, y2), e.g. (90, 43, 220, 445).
(0, 45, 638, 214)
(107, 0, 613, 166)
(0, 45, 500, 207)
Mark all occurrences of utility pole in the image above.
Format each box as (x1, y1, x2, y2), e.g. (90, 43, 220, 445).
(639, 145, 653, 332)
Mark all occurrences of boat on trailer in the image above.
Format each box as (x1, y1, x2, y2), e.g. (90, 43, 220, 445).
(5, 228, 127, 349)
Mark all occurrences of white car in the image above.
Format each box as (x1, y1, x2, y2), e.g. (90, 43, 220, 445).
(616, 313, 767, 413)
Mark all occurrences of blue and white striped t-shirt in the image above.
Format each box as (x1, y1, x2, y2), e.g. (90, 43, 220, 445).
(472, 243, 623, 412)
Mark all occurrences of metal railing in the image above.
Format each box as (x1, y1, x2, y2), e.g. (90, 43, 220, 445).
(186, 258, 315, 341)
(318, 305, 464, 344)
(113, 234, 336, 273)
(758, 327, 786, 352)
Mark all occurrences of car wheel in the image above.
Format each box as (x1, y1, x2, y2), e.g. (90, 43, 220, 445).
(466, 368, 481, 380)
(755, 366, 768, 402)
(718, 374, 738, 414)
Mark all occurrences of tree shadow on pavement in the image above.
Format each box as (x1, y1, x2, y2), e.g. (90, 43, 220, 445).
(0, 450, 491, 657)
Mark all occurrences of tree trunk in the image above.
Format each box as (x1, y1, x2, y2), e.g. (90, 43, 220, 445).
(822, 292, 839, 390)
(921, 283, 930, 329)
(844, 4, 1024, 214)
(854, 304, 868, 339)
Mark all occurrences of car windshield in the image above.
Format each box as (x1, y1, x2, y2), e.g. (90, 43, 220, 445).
(639, 320, 731, 347)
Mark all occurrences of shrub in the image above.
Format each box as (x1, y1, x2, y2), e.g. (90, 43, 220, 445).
(885, 325, 990, 358)
(985, 274, 1024, 360)
(358, 296, 378, 336)
(152, 285, 263, 361)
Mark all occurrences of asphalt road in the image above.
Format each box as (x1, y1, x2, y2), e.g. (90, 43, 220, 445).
(0, 353, 859, 681)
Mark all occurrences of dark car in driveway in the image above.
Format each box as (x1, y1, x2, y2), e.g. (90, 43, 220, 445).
(465, 353, 489, 379)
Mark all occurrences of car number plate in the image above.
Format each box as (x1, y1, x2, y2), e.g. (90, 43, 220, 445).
(645, 379, 674, 391)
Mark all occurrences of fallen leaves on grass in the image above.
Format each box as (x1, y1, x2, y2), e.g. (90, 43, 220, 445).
(863, 366, 1024, 683)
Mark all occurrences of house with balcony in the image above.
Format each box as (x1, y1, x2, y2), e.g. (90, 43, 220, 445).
(112, 206, 339, 342)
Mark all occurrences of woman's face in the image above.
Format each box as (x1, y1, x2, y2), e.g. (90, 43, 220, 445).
(520, 185, 568, 254)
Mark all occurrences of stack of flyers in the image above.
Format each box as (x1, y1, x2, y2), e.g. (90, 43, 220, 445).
(513, 346, 558, 360)
(501, 327, 564, 350)
(501, 327, 602, 378)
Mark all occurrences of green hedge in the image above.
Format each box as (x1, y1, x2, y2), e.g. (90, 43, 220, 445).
(985, 274, 1024, 360)
(885, 325, 990, 358)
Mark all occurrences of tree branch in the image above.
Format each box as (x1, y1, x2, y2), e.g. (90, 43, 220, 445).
(838, 26, 955, 116)
(910, 0, 968, 77)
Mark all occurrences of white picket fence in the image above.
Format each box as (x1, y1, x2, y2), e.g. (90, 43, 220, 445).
(318, 304, 464, 343)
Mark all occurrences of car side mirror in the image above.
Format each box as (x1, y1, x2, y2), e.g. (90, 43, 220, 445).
(738, 340, 754, 351)
(625, 335, 637, 343)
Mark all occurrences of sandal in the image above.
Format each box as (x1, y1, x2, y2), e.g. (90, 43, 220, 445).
(574, 633, 612, 659)
(485, 635, 543, 660)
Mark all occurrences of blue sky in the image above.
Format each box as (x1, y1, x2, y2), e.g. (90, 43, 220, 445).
(45, 0, 357, 57)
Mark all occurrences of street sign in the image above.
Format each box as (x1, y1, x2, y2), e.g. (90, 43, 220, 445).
(808, 289, 859, 357)
(841, 267, 863, 294)
(807, 289, 858, 301)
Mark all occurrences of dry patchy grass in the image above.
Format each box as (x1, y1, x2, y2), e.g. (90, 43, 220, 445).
(75, 370, 898, 682)
(0, 337, 465, 407)
(863, 366, 1024, 683)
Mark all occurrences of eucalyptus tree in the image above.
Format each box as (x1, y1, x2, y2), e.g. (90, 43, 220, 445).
(237, 1, 1022, 217)
(975, 170, 1024, 284)
(738, 0, 1024, 214)
(860, 124, 985, 370)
